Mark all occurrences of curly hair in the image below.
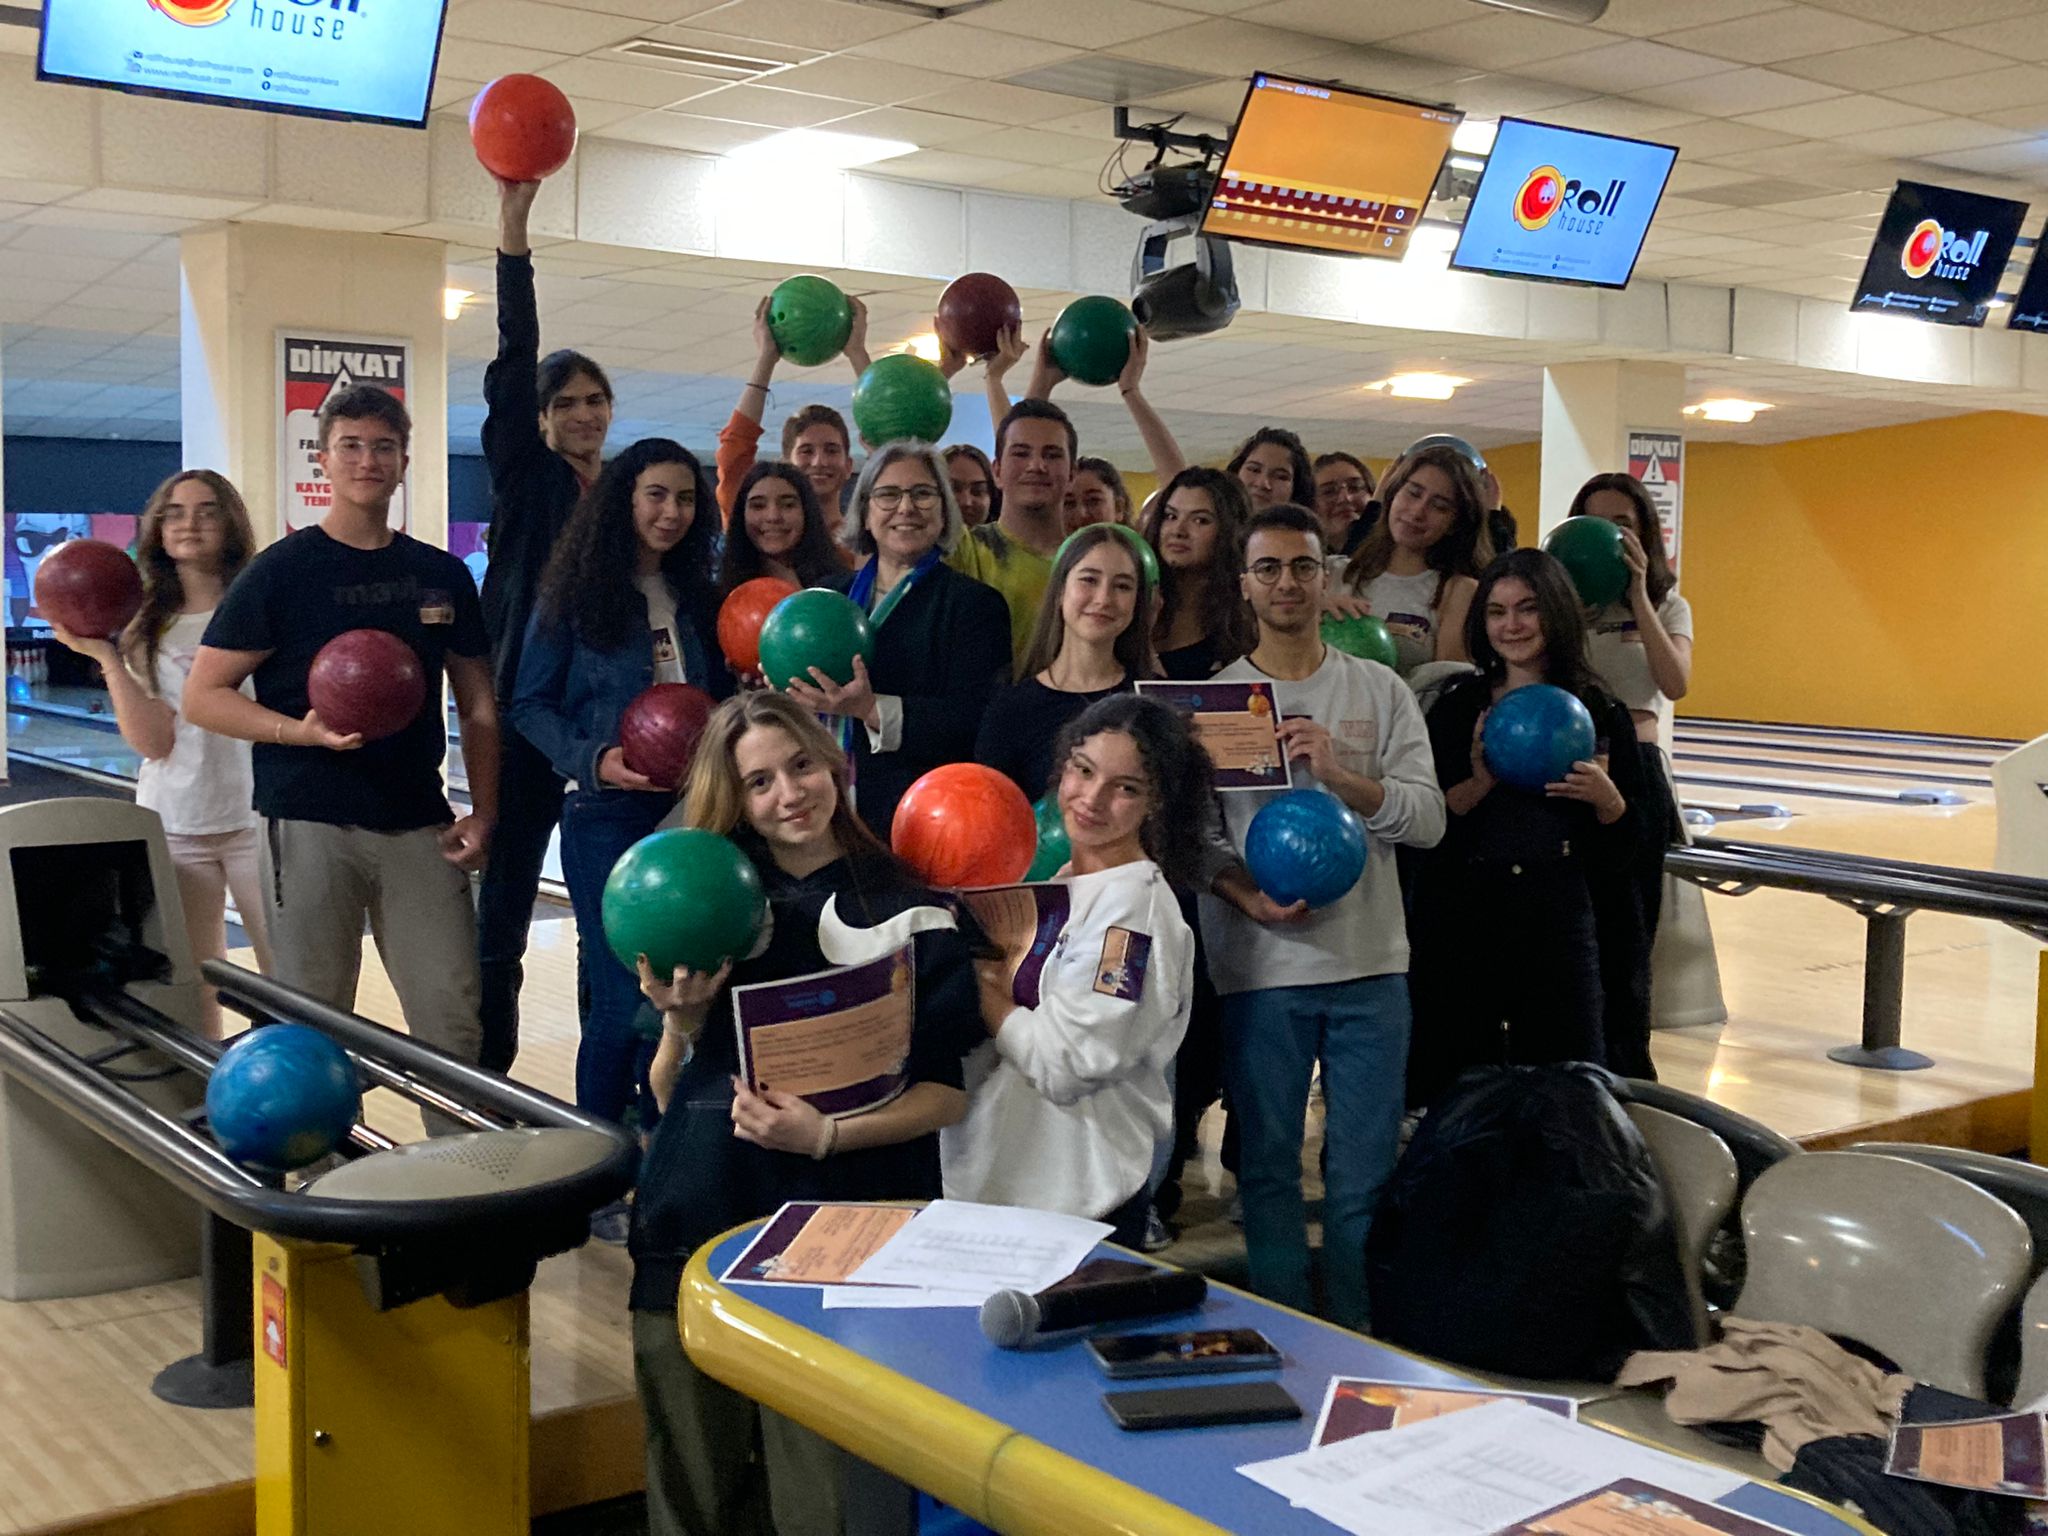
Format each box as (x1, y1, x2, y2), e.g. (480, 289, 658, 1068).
(537, 437, 717, 651)
(124, 470, 258, 692)
(1339, 444, 1494, 601)
(1141, 466, 1254, 667)
(718, 460, 845, 593)
(1048, 693, 1216, 890)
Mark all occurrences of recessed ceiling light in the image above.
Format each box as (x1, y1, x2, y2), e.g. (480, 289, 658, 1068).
(443, 287, 473, 322)
(1452, 120, 1498, 157)
(728, 128, 918, 171)
(901, 332, 942, 362)
(1684, 398, 1773, 424)
(1367, 372, 1470, 401)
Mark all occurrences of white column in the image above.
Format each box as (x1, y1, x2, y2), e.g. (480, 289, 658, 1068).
(1536, 361, 1686, 538)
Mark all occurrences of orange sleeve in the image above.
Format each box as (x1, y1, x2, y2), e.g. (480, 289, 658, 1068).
(716, 410, 765, 526)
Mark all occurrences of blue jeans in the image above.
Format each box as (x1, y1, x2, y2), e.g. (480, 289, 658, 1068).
(1222, 974, 1411, 1331)
(559, 788, 670, 1128)
(475, 727, 565, 1073)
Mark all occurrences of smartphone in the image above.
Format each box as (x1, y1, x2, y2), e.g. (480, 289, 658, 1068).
(1087, 1327, 1282, 1380)
(1102, 1380, 1302, 1432)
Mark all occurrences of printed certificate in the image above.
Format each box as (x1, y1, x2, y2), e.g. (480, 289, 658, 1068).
(720, 1202, 920, 1288)
(959, 882, 1072, 1009)
(1888, 1412, 2048, 1497)
(1313, 1378, 1576, 1447)
(733, 943, 915, 1118)
(1135, 680, 1291, 790)
(1502, 1478, 1800, 1536)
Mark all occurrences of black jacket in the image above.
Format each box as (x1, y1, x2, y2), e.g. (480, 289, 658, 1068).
(479, 252, 586, 701)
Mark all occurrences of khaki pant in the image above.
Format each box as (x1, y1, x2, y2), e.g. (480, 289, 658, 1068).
(165, 825, 273, 1039)
(631, 1310, 845, 1536)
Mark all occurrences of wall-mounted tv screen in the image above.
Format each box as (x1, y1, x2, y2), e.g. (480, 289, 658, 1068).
(38, 0, 449, 129)
(1450, 117, 1677, 290)
(1851, 180, 2026, 329)
(2006, 227, 2048, 333)
(1200, 74, 1462, 262)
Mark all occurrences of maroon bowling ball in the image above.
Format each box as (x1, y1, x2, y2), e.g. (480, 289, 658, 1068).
(935, 272, 1023, 359)
(33, 539, 143, 639)
(307, 629, 426, 743)
(618, 683, 715, 791)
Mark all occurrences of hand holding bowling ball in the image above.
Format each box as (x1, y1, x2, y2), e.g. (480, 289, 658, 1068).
(757, 589, 874, 693)
(935, 272, 1023, 360)
(34, 539, 143, 640)
(1542, 516, 1630, 608)
(1048, 295, 1139, 388)
(617, 682, 716, 792)
(1481, 683, 1597, 790)
(470, 74, 578, 183)
(307, 629, 427, 744)
(1245, 789, 1368, 909)
(767, 275, 854, 368)
(602, 827, 767, 977)
(892, 764, 1037, 888)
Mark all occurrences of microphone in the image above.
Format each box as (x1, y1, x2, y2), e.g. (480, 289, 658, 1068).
(980, 1267, 1207, 1348)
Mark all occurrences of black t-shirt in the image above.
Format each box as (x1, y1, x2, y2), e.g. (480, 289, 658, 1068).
(628, 851, 983, 1313)
(203, 526, 489, 831)
(972, 674, 1131, 800)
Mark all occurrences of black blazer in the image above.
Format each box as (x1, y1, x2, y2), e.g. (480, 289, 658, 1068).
(834, 560, 1012, 840)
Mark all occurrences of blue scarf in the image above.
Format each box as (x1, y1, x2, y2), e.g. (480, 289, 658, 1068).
(840, 547, 943, 785)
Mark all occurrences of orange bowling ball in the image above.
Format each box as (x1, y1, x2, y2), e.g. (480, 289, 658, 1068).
(716, 577, 799, 675)
(469, 75, 578, 183)
(891, 764, 1037, 889)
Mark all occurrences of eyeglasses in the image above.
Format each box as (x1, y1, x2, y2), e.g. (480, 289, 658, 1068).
(163, 507, 222, 527)
(871, 486, 942, 511)
(1317, 478, 1369, 501)
(1247, 556, 1325, 586)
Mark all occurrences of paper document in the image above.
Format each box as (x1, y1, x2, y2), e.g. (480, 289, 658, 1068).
(1238, 1399, 1744, 1536)
(1500, 1478, 1803, 1536)
(1887, 1412, 2048, 1497)
(848, 1198, 1111, 1301)
(719, 1202, 920, 1289)
(732, 944, 915, 1119)
(1312, 1378, 1576, 1448)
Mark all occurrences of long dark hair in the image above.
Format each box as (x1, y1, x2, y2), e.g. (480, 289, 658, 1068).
(1465, 549, 1603, 702)
(125, 470, 257, 692)
(1017, 524, 1157, 681)
(538, 437, 716, 650)
(1049, 693, 1215, 890)
(1226, 426, 1313, 507)
(1340, 444, 1494, 602)
(718, 459, 843, 592)
(1072, 456, 1134, 524)
(1568, 472, 1675, 606)
(1141, 466, 1254, 666)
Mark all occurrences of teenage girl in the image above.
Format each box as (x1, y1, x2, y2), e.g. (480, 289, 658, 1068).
(972, 524, 1156, 800)
(53, 471, 270, 1037)
(1227, 426, 1313, 514)
(944, 443, 998, 529)
(627, 692, 980, 1536)
(1570, 471, 1694, 1079)
(1312, 451, 1376, 554)
(510, 438, 727, 1134)
(1406, 549, 1645, 1106)
(1329, 444, 1494, 676)
(1142, 466, 1255, 681)
(1063, 456, 1135, 535)
(942, 693, 1204, 1246)
(715, 459, 844, 597)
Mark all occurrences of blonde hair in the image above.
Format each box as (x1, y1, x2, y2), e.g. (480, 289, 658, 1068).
(680, 692, 890, 863)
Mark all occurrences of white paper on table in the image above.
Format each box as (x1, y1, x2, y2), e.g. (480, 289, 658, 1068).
(847, 1199, 1112, 1301)
(818, 1284, 989, 1310)
(1238, 1399, 1745, 1536)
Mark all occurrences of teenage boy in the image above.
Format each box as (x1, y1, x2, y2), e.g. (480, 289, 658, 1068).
(714, 294, 878, 526)
(951, 398, 1075, 658)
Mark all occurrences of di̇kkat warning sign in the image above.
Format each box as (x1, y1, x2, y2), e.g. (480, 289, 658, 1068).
(278, 332, 410, 533)
(1626, 429, 1683, 569)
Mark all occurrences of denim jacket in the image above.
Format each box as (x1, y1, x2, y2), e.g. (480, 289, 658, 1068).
(509, 579, 723, 788)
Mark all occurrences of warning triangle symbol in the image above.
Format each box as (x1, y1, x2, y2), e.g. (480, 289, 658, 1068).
(1639, 454, 1667, 486)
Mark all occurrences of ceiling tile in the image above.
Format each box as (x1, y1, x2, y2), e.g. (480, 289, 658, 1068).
(942, 126, 1111, 168)
(845, 21, 1081, 77)
(760, 55, 973, 105)
(1233, 0, 1474, 46)
(1976, 102, 2048, 133)
(540, 0, 731, 19)
(868, 150, 1041, 187)
(676, 82, 865, 127)
(1920, 138, 2048, 177)
(820, 105, 1006, 147)
(1373, 13, 1604, 71)
(1542, 98, 1700, 136)
(594, 111, 774, 154)
(1849, 118, 2031, 157)
(1439, 73, 1598, 118)
(1939, 16, 2048, 64)
(444, 0, 648, 54)
(1592, 0, 1786, 37)
(1109, 18, 1328, 71)
(1885, 65, 2048, 114)
(1802, 0, 2042, 32)
(1524, 39, 1741, 92)
(902, 81, 1100, 126)
(965, 0, 1205, 51)
(1661, 8, 1903, 63)
(1778, 36, 2005, 91)
(1733, 93, 1940, 137)
(436, 37, 572, 81)
(1633, 67, 1845, 115)
(1655, 118, 1801, 158)
(681, 0, 923, 49)
(536, 55, 723, 108)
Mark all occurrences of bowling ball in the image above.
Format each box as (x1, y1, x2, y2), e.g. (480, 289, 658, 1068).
(1482, 682, 1597, 790)
(891, 763, 1036, 888)
(935, 272, 1023, 359)
(717, 576, 800, 674)
(1321, 613, 1398, 668)
(618, 683, 715, 792)
(1048, 295, 1139, 387)
(851, 354, 953, 447)
(206, 1024, 361, 1171)
(1405, 433, 1488, 474)
(601, 827, 767, 976)
(32, 539, 143, 639)
(757, 588, 874, 692)
(1056, 522, 1159, 590)
(1542, 516, 1630, 607)
(469, 74, 578, 183)
(767, 274, 853, 368)
(1245, 789, 1368, 909)
(308, 629, 427, 743)
(1024, 791, 1069, 882)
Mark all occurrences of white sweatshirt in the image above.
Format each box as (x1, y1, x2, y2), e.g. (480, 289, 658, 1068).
(941, 860, 1194, 1220)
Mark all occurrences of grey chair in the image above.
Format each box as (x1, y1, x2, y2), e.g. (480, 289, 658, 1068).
(1736, 1151, 2033, 1398)
(2013, 1270, 2048, 1409)
(1627, 1102, 1738, 1340)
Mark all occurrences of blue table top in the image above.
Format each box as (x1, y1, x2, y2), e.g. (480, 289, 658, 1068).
(698, 1228, 1864, 1536)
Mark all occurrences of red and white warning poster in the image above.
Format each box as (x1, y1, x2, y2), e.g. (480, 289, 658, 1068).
(1626, 429, 1683, 569)
(278, 332, 411, 533)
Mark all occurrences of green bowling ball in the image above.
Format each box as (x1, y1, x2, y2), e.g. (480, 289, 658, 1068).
(1542, 515, 1630, 608)
(757, 587, 875, 692)
(1321, 613, 1399, 668)
(1048, 295, 1139, 387)
(767, 274, 853, 367)
(1056, 522, 1159, 591)
(1024, 792, 1069, 881)
(601, 827, 766, 977)
(851, 353, 954, 446)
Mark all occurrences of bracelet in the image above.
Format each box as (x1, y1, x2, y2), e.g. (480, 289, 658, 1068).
(742, 380, 769, 393)
(811, 1117, 839, 1161)
(274, 719, 287, 745)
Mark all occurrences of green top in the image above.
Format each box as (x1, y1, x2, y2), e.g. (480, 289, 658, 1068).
(948, 524, 1054, 663)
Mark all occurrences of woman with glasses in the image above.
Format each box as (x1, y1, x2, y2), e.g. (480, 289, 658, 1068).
(50, 472, 270, 1038)
(1329, 445, 1494, 677)
(1312, 452, 1376, 554)
(783, 441, 1012, 842)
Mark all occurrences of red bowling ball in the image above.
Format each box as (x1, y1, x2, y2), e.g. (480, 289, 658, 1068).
(469, 74, 578, 183)
(934, 272, 1023, 360)
(307, 630, 426, 743)
(32, 539, 143, 640)
(891, 763, 1037, 889)
(716, 577, 799, 675)
(618, 683, 715, 792)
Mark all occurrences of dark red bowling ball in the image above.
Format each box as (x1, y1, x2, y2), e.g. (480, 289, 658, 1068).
(33, 539, 143, 640)
(307, 630, 426, 743)
(469, 74, 578, 183)
(618, 683, 716, 791)
(935, 272, 1023, 360)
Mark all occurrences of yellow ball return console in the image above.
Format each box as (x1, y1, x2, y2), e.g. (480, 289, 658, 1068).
(0, 799, 638, 1536)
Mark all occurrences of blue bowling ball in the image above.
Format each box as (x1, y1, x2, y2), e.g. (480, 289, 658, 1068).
(1483, 683, 1597, 790)
(1245, 789, 1368, 909)
(205, 1024, 361, 1171)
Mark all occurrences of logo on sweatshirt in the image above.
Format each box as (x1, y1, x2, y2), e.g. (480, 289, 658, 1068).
(1094, 928, 1152, 1003)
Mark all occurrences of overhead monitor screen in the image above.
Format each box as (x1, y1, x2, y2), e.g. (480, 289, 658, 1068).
(1451, 117, 1678, 290)
(38, 0, 449, 129)
(1851, 180, 2026, 329)
(1200, 74, 1462, 262)
(2006, 225, 2048, 334)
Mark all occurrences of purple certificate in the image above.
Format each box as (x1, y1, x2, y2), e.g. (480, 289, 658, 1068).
(733, 943, 915, 1119)
(1134, 680, 1292, 790)
(959, 882, 1072, 1009)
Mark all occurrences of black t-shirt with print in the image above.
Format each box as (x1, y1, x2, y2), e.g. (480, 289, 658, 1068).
(203, 526, 488, 831)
